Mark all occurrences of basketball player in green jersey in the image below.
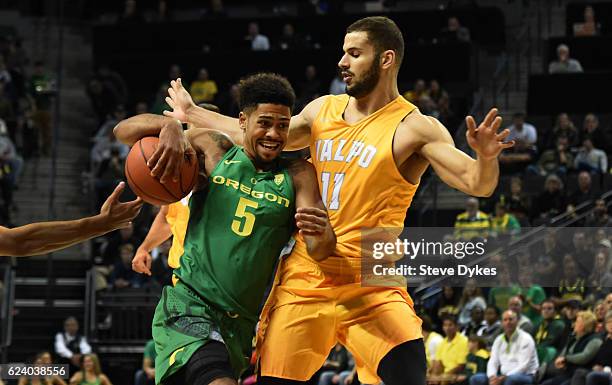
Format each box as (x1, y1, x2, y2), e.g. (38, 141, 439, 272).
(113, 73, 336, 385)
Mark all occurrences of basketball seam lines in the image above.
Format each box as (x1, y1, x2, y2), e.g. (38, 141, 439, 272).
(125, 154, 171, 204)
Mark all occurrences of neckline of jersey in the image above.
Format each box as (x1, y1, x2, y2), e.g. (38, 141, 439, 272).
(236, 146, 280, 177)
(340, 95, 403, 126)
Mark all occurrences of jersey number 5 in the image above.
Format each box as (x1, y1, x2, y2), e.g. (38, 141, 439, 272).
(321, 172, 345, 210)
(232, 197, 258, 236)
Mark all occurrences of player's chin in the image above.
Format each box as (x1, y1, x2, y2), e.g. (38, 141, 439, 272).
(256, 144, 283, 160)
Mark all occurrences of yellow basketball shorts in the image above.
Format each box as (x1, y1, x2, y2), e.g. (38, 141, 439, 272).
(257, 254, 423, 384)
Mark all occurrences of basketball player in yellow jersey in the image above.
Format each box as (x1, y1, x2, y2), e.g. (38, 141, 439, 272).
(158, 16, 514, 385)
(131, 195, 190, 275)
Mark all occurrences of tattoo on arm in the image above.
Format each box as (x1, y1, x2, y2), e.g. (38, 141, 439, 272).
(208, 131, 234, 151)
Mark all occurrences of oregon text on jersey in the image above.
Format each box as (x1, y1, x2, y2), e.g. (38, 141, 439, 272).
(211, 175, 291, 207)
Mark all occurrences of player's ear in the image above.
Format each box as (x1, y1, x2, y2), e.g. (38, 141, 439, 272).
(238, 111, 247, 132)
(381, 50, 395, 69)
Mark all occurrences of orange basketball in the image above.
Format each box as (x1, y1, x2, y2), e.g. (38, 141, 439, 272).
(124, 136, 198, 206)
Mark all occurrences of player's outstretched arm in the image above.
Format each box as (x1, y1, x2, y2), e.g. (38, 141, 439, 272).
(113, 113, 195, 184)
(0, 182, 142, 257)
(163, 78, 326, 151)
(132, 205, 172, 276)
(416, 108, 513, 197)
(289, 159, 336, 261)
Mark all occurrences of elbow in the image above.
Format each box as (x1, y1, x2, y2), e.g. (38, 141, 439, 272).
(112, 121, 133, 146)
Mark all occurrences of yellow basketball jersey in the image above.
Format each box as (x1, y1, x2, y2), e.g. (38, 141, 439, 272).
(166, 192, 191, 269)
(292, 94, 419, 265)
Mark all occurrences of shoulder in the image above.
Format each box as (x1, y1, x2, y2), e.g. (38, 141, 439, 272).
(301, 95, 331, 120)
(399, 111, 452, 145)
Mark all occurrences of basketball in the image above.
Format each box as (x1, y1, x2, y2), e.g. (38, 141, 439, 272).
(124, 136, 198, 206)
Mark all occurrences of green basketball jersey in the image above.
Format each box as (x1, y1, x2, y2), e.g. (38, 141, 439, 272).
(174, 145, 295, 321)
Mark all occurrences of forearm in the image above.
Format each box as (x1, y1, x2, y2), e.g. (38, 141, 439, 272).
(467, 156, 499, 197)
(566, 340, 603, 365)
(139, 212, 172, 252)
(4, 216, 112, 257)
(186, 107, 242, 144)
(113, 113, 179, 146)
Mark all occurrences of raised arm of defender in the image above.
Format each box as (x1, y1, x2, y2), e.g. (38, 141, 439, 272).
(396, 108, 513, 197)
(162, 78, 321, 150)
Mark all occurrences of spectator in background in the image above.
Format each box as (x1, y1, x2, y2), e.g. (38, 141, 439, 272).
(428, 79, 448, 106)
(403, 79, 427, 103)
(297, 65, 322, 110)
(318, 344, 352, 385)
(594, 301, 606, 333)
(68, 354, 112, 385)
(93, 104, 127, 144)
(277, 23, 309, 50)
(549, 44, 584, 74)
(517, 266, 546, 326)
(454, 198, 490, 240)
(533, 174, 566, 223)
(246, 22, 270, 51)
(574, 6, 600, 37)
(437, 93, 456, 129)
(585, 199, 612, 227)
(546, 113, 579, 150)
(587, 251, 609, 299)
(574, 138, 608, 174)
(329, 74, 345, 95)
(568, 171, 599, 207)
(580, 114, 608, 154)
(458, 279, 487, 327)
(542, 311, 603, 385)
(87, 78, 117, 125)
(95, 146, 125, 209)
(54, 316, 92, 374)
(490, 202, 521, 240)
(0, 82, 15, 128)
(506, 113, 537, 150)
(189, 68, 218, 104)
(488, 264, 521, 311)
(582, 310, 612, 385)
(96, 65, 128, 107)
(534, 229, 564, 283)
(19, 351, 67, 385)
(498, 177, 530, 224)
(478, 305, 502, 349)
(220, 83, 240, 117)
(110, 243, 144, 289)
(462, 306, 487, 337)
(556, 255, 586, 303)
(470, 310, 539, 385)
(29, 61, 54, 156)
(433, 286, 462, 326)
(533, 299, 566, 364)
(98, 223, 141, 281)
(422, 314, 444, 368)
(455, 336, 490, 384)
(534, 135, 574, 177)
(119, 0, 143, 24)
(508, 296, 534, 334)
(134, 339, 155, 385)
(439, 16, 471, 43)
(431, 315, 469, 377)
(0, 118, 21, 190)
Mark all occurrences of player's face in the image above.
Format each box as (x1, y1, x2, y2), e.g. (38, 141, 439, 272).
(240, 103, 291, 165)
(338, 32, 381, 98)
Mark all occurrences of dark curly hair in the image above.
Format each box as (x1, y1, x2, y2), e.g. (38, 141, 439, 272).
(238, 73, 296, 113)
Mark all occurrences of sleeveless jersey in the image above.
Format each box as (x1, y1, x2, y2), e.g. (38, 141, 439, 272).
(174, 146, 295, 320)
(166, 193, 191, 269)
(293, 94, 418, 266)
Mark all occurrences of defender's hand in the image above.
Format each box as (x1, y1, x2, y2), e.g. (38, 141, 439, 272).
(466, 108, 514, 160)
(295, 207, 330, 237)
(132, 247, 153, 276)
(99, 182, 143, 230)
(163, 78, 196, 123)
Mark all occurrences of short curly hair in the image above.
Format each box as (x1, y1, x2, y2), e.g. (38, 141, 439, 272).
(238, 73, 296, 113)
